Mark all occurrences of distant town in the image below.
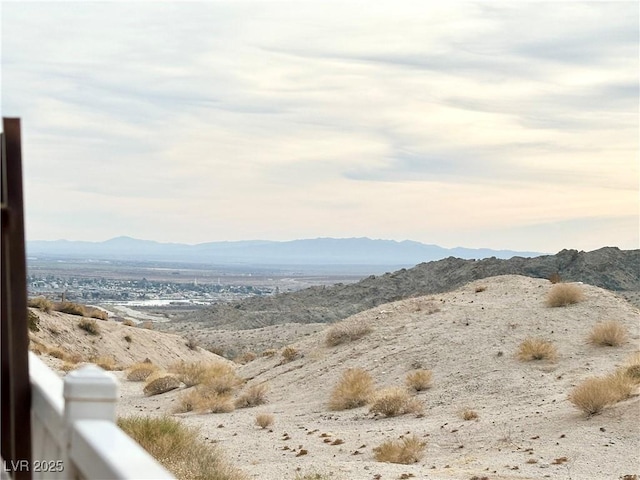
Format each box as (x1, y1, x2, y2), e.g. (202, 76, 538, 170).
(26, 274, 277, 305)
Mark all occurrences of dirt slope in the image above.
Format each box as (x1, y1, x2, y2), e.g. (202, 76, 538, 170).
(118, 275, 640, 480)
(29, 309, 223, 369)
(178, 247, 640, 331)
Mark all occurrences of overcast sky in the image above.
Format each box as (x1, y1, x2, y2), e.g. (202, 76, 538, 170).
(2, 1, 638, 253)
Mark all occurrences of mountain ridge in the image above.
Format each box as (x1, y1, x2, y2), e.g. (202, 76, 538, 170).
(27, 236, 543, 266)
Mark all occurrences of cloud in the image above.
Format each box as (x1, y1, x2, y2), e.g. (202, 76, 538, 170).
(2, 1, 637, 252)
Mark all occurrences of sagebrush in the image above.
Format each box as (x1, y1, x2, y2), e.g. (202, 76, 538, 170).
(517, 338, 557, 362)
(588, 321, 627, 347)
(325, 320, 372, 347)
(546, 283, 584, 307)
(405, 369, 433, 392)
(369, 387, 423, 417)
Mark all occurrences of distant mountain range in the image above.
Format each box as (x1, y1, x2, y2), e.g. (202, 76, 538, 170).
(27, 236, 543, 266)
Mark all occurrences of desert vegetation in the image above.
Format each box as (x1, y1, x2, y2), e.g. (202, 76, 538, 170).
(568, 372, 635, 415)
(255, 413, 274, 429)
(280, 346, 299, 363)
(118, 415, 246, 480)
(588, 320, 628, 347)
(235, 383, 269, 409)
(546, 283, 584, 307)
(405, 369, 433, 392)
(373, 435, 426, 464)
(328, 368, 374, 411)
(28, 296, 53, 312)
(369, 387, 423, 417)
(516, 337, 558, 362)
(127, 362, 159, 381)
(78, 317, 100, 335)
(169, 361, 240, 392)
(460, 408, 479, 421)
(325, 319, 372, 346)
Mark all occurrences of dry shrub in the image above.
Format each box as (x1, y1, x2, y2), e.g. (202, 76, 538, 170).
(235, 383, 269, 409)
(475, 286, 487, 293)
(87, 308, 108, 320)
(622, 352, 640, 382)
(546, 283, 584, 307)
(255, 413, 274, 429)
(170, 361, 240, 392)
(235, 352, 257, 364)
(460, 408, 478, 420)
(27, 309, 40, 332)
(175, 386, 235, 414)
(588, 320, 628, 347)
(28, 297, 53, 312)
(48, 347, 68, 360)
(261, 349, 278, 358)
(78, 318, 100, 336)
(281, 346, 299, 363)
(373, 435, 426, 464)
(56, 301, 87, 316)
(369, 387, 423, 417)
(122, 319, 135, 326)
(127, 362, 159, 381)
(90, 355, 117, 371)
(118, 415, 246, 480)
(29, 340, 48, 355)
(143, 372, 181, 396)
(517, 338, 557, 362)
(548, 273, 562, 284)
(124, 335, 132, 343)
(568, 373, 635, 415)
(329, 368, 375, 411)
(405, 369, 433, 392)
(325, 320, 372, 347)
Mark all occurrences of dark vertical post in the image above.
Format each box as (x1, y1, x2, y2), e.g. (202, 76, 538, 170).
(1, 118, 33, 480)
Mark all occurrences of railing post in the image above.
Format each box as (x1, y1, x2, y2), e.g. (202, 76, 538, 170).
(63, 365, 118, 476)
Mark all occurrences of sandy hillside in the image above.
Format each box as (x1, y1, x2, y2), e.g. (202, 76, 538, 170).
(29, 309, 224, 369)
(108, 275, 640, 480)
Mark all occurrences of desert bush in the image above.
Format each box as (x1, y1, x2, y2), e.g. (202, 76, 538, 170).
(28, 297, 53, 312)
(90, 355, 117, 371)
(118, 415, 246, 480)
(460, 408, 478, 420)
(87, 308, 108, 320)
(124, 335, 132, 343)
(373, 435, 426, 464)
(29, 340, 48, 355)
(48, 347, 68, 360)
(325, 320, 372, 347)
(235, 352, 257, 364)
(474, 285, 487, 293)
(127, 362, 159, 381)
(143, 372, 181, 396)
(546, 283, 584, 307)
(548, 273, 562, 284)
(281, 346, 299, 363)
(28, 310, 40, 332)
(622, 352, 640, 382)
(588, 320, 627, 347)
(405, 369, 433, 392)
(568, 373, 635, 415)
(78, 318, 100, 336)
(369, 387, 423, 417)
(175, 387, 235, 414)
(122, 319, 135, 326)
(255, 413, 274, 429)
(60, 361, 78, 372)
(328, 368, 374, 411)
(56, 301, 87, 316)
(170, 361, 240, 392)
(261, 349, 278, 358)
(517, 338, 557, 362)
(235, 384, 269, 409)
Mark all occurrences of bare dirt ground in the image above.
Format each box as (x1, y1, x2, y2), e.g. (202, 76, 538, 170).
(31, 275, 640, 480)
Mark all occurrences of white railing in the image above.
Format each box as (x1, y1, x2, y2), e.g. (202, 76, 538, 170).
(29, 353, 174, 480)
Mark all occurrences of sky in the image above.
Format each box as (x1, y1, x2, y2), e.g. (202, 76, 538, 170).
(1, 1, 638, 253)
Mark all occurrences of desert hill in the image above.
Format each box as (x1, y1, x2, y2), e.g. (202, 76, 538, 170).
(178, 247, 640, 331)
(116, 275, 640, 480)
(29, 309, 224, 369)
